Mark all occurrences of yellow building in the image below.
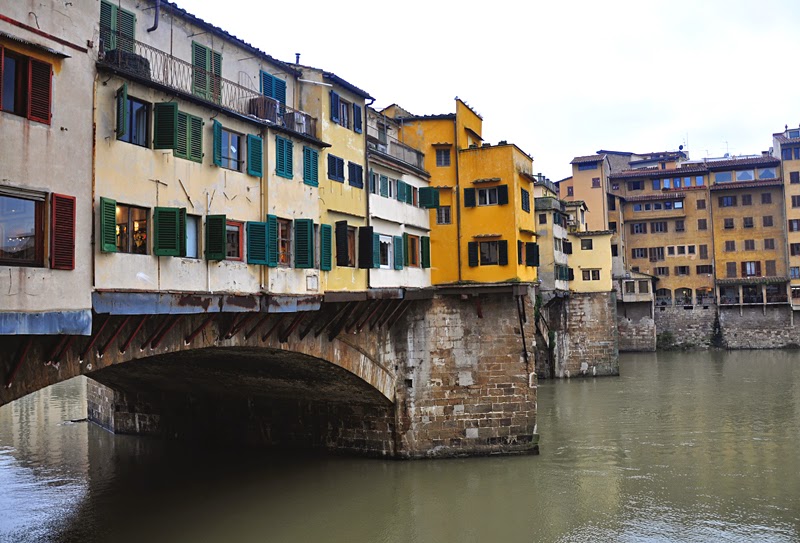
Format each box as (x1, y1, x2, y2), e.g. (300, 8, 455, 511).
(388, 99, 538, 285)
(567, 230, 614, 293)
(773, 127, 800, 307)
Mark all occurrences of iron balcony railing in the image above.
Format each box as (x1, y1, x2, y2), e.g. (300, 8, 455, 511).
(720, 296, 740, 305)
(366, 125, 425, 170)
(766, 293, 789, 303)
(99, 28, 317, 139)
(696, 295, 716, 305)
(655, 296, 672, 306)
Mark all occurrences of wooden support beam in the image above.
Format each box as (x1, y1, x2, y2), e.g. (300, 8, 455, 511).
(220, 313, 242, 340)
(46, 335, 68, 364)
(328, 303, 357, 341)
(120, 315, 149, 354)
(80, 315, 110, 360)
(99, 316, 131, 357)
(261, 314, 285, 342)
(298, 310, 325, 340)
(516, 295, 530, 368)
(244, 314, 270, 341)
(520, 294, 527, 323)
(185, 314, 215, 345)
(315, 302, 353, 338)
(387, 301, 412, 330)
(371, 299, 394, 330)
(278, 312, 305, 343)
(345, 301, 366, 333)
(141, 315, 170, 351)
(378, 300, 403, 329)
(55, 336, 76, 363)
(151, 315, 182, 349)
(474, 296, 483, 319)
(226, 313, 255, 339)
(5, 337, 33, 389)
(357, 300, 384, 332)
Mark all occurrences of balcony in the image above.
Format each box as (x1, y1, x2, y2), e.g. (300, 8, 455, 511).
(98, 28, 317, 139)
(366, 125, 425, 170)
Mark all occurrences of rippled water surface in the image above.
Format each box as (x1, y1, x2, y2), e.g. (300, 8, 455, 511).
(1, 351, 799, 542)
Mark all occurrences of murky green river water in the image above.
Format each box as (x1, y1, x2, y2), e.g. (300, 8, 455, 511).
(1, 351, 799, 542)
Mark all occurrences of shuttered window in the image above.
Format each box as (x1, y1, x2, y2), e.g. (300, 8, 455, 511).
(303, 147, 319, 186)
(294, 219, 314, 268)
(379, 176, 389, 197)
(328, 154, 345, 182)
(397, 180, 407, 202)
(521, 188, 531, 213)
(259, 70, 286, 105)
(330, 90, 340, 123)
(467, 241, 479, 267)
(353, 104, 363, 134)
(419, 187, 440, 209)
(372, 233, 381, 269)
(421, 236, 431, 269)
(247, 134, 263, 176)
(153, 102, 178, 150)
(335, 220, 350, 267)
(525, 242, 539, 266)
(357, 226, 373, 269)
(393, 236, 404, 270)
(276, 136, 293, 178)
(0, 48, 52, 125)
(50, 193, 75, 270)
(464, 188, 476, 208)
(153, 207, 184, 257)
(100, 1, 136, 53)
(266, 215, 279, 267)
(174, 112, 203, 162)
(205, 215, 227, 260)
(348, 162, 364, 188)
(320, 224, 332, 271)
(191, 42, 222, 103)
(99, 197, 118, 253)
(246, 221, 269, 265)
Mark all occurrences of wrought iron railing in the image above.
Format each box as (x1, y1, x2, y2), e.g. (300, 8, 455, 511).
(675, 296, 693, 306)
(99, 28, 317, 139)
(766, 293, 788, 303)
(696, 295, 716, 305)
(367, 125, 425, 170)
(655, 297, 672, 306)
(720, 296, 740, 305)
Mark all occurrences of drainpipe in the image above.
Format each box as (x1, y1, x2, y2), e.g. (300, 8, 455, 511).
(364, 97, 375, 291)
(147, 0, 160, 32)
(260, 126, 267, 294)
(453, 115, 463, 282)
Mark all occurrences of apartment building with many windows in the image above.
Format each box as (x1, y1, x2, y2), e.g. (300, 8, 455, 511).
(773, 126, 800, 307)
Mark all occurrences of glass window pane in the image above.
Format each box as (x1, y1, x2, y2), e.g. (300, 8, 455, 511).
(0, 195, 37, 263)
(185, 215, 199, 258)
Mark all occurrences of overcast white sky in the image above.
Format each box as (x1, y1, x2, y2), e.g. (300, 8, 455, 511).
(187, 0, 800, 180)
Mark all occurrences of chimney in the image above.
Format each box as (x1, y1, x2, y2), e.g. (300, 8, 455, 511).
(295, 53, 300, 65)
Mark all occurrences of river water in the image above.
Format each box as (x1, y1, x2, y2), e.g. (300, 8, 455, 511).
(1, 351, 799, 543)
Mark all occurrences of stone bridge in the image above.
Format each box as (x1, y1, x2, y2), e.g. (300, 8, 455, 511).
(0, 285, 539, 458)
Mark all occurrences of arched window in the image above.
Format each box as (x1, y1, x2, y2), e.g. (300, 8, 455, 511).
(655, 288, 672, 306)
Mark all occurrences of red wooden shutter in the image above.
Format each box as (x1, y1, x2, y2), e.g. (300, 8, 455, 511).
(28, 59, 52, 124)
(50, 193, 76, 270)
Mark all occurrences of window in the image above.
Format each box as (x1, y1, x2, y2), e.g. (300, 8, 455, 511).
(0, 192, 45, 266)
(792, 243, 800, 256)
(275, 136, 293, 178)
(378, 235, 393, 269)
(329, 91, 352, 129)
(699, 245, 708, 259)
(639, 280, 649, 293)
(719, 196, 737, 207)
(793, 196, 800, 208)
(688, 245, 696, 255)
(581, 269, 601, 281)
(1, 48, 52, 124)
(674, 201, 683, 209)
(100, 0, 136, 52)
(663, 178, 672, 189)
(591, 178, 601, 188)
(581, 239, 593, 250)
(629, 181, 644, 191)
(348, 162, 364, 188)
(436, 148, 451, 167)
(677, 245, 686, 255)
(609, 221, 617, 232)
(744, 217, 754, 228)
(191, 42, 222, 103)
(479, 241, 499, 265)
(744, 239, 755, 251)
(567, 186, 574, 197)
(406, 234, 420, 267)
(578, 162, 598, 171)
(766, 260, 776, 276)
(697, 199, 706, 210)
(652, 179, 661, 190)
(696, 265, 713, 274)
(762, 193, 772, 205)
(327, 154, 345, 182)
(113, 203, 148, 254)
(115, 86, 149, 147)
(521, 188, 531, 213)
(650, 221, 667, 233)
(275, 218, 291, 266)
(791, 172, 800, 184)
(696, 176, 705, 186)
(763, 215, 774, 227)
(724, 218, 735, 229)
(631, 223, 647, 234)
(726, 262, 737, 278)
(715, 172, 732, 183)
(764, 238, 775, 250)
(611, 244, 618, 257)
(792, 267, 800, 279)
(625, 281, 635, 294)
(758, 168, 776, 179)
(185, 215, 200, 258)
(742, 194, 752, 206)
(667, 246, 675, 256)
(478, 187, 499, 206)
(437, 206, 452, 225)
(259, 70, 287, 106)
(554, 238, 563, 252)
(698, 219, 707, 230)
(664, 201, 673, 210)
(216, 128, 241, 171)
(224, 221, 243, 260)
(632, 248, 647, 259)
(789, 219, 800, 232)
(675, 220, 685, 232)
(725, 240, 735, 252)
(538, 213, 547, 225)
(633, 204, 642, 212)
(303, 147, 319, 186)
(782, 148, 793, 160)
(675, 266, 690, 276)
(649, 247, 665, 261)
(743, 261, 759, 277)
(654, 267, 669, 277)
(736, 170, 755, 182)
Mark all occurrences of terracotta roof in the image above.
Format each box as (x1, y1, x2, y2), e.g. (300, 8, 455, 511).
(709, 179, 782, 191)
(704, 156, 780, 169)
(395, 113, 456, 121)
(624, 192, 686, 202)
(472, 177, 501, 184)
(716, 276, 788, 286)
(773, 133, 800, 145)
(571, 230, 614, 237)
(563, 200, 587, 207)
(323, 72, 373, 100)
(610, 165, 708, 180)
(571, 154, 605, 165)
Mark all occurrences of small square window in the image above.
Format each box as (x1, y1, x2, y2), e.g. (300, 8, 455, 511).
(225, 221, 243, 261)
(436, 148, 451, 167)
(277, 218, 292, 266)
(437, 206, 452, 225)
(116, 203, 149, 255)
(581, 239, 593, 250)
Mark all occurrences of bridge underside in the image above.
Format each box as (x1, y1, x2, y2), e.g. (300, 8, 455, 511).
(87, 347, 397, 457)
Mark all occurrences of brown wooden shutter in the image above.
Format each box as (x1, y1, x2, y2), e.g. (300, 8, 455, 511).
(50, 193, 75, 270)
(28, 59, 52, 124)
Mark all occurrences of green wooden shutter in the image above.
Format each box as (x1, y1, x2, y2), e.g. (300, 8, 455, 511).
(294, 219, 314, 268)
(380, 175, 389, 197)
(212, 120, 222, 166)
(421, 236, 431, 269)
(153, 102, 178, 149)
(498, 240, 509, 265)
(526, 242, 539, 266)
(266, 214, 278, 267)
(175, 111, 188, 158)
(188, 114, 203, 163)
(406, 185, 414, 205)
(209, 50, 222, 103)
(419, 187, 440, 208)
(353, 104, 363, 133)
(100, 197, 117, 253)
(205, 214, 226, 260)
(100, 1, 116, 51)
(178, 208, 187, 257)
(372, 233, 381, 268)
(498, 185, 509, 205)
(464, 188, 476, 207)
(467, 242, 479, 267)
(320, 224, 332, 271)
(153, 207, 181, 256)
(192, 42, 209, 99)
(284, 138, 293, 177)
(247, 221, 269, 265)
(396, 181, 406, 202)
(276, 136, 292, 178)
(303, 147, 318, 186)
(274, 78, 286, 105)
(403, 233, 410, 266)
(247, 134, 263, 176)
(330, 91, 340, 122)
(260, 70, 274, 97)
(393, 236, 404, 270)
(116, 7, 136, 53)
(115, 83, 128, 139)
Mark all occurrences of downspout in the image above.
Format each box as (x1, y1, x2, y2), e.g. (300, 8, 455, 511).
(91, 74, 99, 291)
(364, 97, 375, 291)
(147, 0, 160, 32)
(260, 126, 266, 294)
(454, 116, 463, 282)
